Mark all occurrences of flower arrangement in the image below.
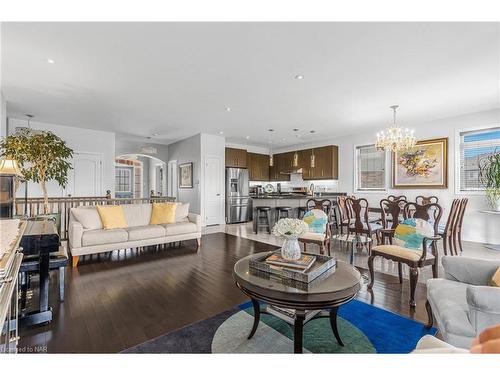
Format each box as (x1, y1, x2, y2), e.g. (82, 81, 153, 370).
(272, 218, 309, 239)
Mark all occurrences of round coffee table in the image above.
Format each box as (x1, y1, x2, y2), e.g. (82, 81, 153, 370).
(233, 253, 362, 353)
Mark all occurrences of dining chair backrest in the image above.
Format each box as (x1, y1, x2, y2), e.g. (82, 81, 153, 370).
(442, 199, 461, 236)
(303, 209, 330, 236)
(306, 198, 332, 218)
(403, 202, 443, 235)
(346, 197, 371, 232)
(337, 196, 353, 223)
(388, 195, 407, 202)
(416, 195, 439, 205)
(457, 198, 468, 233)
(380, 198, 407, 229)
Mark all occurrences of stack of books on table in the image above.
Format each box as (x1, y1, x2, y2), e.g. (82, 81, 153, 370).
(264, 253, 316, 273)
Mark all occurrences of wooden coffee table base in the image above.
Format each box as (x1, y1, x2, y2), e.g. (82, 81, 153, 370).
(241, 290, 354, 353)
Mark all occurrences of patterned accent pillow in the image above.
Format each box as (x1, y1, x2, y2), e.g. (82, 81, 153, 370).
(303, 209, 328, 234)
(394, 218, 434, 250)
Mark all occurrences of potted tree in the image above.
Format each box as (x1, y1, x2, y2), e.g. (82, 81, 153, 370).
(479, 149, 500, 211)
(0, 128, 73, 221)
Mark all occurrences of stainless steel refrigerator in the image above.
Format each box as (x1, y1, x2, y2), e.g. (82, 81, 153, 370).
(225, 168, 252, 223)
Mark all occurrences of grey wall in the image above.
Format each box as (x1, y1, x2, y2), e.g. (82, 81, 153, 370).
(168, 134, 201, 214)
(0, 92, 6, 138)
(115, 134, 168, 164)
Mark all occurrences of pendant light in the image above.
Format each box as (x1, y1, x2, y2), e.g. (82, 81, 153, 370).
(292, 128, 299, 167)
(268, 129, 274, 167)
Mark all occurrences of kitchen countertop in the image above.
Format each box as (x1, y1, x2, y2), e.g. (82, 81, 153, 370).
(250, 193, 346, 199)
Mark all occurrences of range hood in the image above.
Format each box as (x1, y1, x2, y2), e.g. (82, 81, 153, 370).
(280, 168, 303, 175)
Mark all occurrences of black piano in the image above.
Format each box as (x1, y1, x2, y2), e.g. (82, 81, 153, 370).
(19, 219, 60, 326)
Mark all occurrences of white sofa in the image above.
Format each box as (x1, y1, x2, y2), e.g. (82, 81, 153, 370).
(68, 203, 201, 267)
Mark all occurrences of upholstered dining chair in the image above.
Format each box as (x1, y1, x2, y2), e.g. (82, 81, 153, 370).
(298, 208, 332, 256)
(438, 198, 468, 255)
(335, 197, 382, 259)
(368, 201, 443, 307)
(336, 195, 354, 235)
(416, 195, 440, 221)
(306, 198, 334, 236)
(378, 197, 407, 243)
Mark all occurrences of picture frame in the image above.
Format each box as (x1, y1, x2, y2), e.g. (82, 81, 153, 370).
(179, 162, 193, 188)
(392, 137, 448, 189)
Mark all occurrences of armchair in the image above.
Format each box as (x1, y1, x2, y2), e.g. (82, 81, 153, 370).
(426, 256, 500, 349)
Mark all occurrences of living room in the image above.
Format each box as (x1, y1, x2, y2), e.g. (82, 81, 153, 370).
(1, 1, 500, 373)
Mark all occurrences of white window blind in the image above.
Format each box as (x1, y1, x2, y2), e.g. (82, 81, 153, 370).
(356, 144, 386, 190)
(459, 127, 500, 191)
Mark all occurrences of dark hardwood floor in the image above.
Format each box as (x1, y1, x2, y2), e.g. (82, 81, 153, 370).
(19, 232, 428, 353)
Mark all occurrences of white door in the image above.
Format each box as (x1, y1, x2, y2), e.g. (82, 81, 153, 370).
(167, 160, 177, 199)
(204, 156, 222, 226)
(65, 152, 103, 197)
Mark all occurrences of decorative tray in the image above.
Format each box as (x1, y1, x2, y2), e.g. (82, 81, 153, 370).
(249, 250, 336, 284)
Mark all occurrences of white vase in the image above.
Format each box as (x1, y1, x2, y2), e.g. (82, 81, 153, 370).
(281, 237, 301, 260)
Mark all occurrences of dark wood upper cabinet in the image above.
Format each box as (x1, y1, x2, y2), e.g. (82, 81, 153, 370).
(248, 152, 270, 181)
(226, 145, 337, 180)
(303, 145, 338, 180)
(225, 147, 247, 168)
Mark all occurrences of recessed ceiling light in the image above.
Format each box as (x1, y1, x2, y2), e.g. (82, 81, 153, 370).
(152, 133, 160, 136)
(245, 136, 250, 140)
(310, 130, 316, 134)
(47, 58, 55, 64)
(294, 75, 304, 80)
(225, 107, 231, 112)
(219, 131, 224, 135)
(281, 138, 286, 142)
(268, 129, 274, 132)
(293, 128, 299, 132)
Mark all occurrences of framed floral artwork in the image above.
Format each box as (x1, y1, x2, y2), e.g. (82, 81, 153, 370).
(392, 137, 448, 189)
(179, 162, 193, 188)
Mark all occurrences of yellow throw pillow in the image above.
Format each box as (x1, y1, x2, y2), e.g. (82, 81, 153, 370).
(491, 267, 500, 287)
(96, 205, 128, 230)
(150, 202, 177, 225)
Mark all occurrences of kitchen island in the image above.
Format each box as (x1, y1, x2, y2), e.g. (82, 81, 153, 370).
(249, 193, 347, 228)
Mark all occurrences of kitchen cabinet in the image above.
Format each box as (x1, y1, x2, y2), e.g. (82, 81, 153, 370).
(303, 145, 338, 180)
(248, 152, 270, 181)
(269, 153, 290, 181)
(225, 147, 247, 168)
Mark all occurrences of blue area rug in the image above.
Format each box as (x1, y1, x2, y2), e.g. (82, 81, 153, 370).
(124, 299, 436, 353)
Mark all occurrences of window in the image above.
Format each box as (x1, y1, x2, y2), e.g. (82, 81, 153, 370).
(458, 127, 500, 191)
(115, 166, 133, 193)
(355, 144, 386, 191)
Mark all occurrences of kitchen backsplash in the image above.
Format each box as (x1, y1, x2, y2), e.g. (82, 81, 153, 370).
(250, 173, 339, 193)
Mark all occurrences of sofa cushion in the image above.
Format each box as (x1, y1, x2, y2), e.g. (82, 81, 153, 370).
(126, 225, 166, 241)
(82, 228, 128, 247)
(96, 205, 128, 229)
(163, 222, 198, 236)
(175, 203, 190, 223)
(122, 204, 153, 227)
(72, 206, 102, 230)
(150, 202, 177, 225)
(427, 278, 476, 338)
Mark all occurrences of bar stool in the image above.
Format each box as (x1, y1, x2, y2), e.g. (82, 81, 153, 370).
(275, 206, 293, 222)
(254, 206, 272, 234)
(298, 206, 307, 219)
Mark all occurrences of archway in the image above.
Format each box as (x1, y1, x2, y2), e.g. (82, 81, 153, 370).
(115, 154, 167, 198)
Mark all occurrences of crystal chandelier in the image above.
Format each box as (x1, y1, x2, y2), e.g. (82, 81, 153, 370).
(375, 105, 416, 152)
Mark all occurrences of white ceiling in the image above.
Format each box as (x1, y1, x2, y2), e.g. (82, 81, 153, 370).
(2, 22, 499, 147)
